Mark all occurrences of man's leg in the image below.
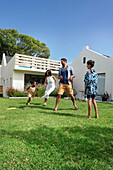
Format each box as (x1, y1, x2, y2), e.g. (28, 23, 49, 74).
(54, 94, 61, 111)
(69, 94, 78, 110)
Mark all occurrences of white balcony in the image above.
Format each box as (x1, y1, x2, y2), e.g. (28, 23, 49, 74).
(14, 53, 61, 73)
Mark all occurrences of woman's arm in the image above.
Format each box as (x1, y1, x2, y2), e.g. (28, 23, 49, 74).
(44, 77, 47, 87)
(52, 75, 57, 89)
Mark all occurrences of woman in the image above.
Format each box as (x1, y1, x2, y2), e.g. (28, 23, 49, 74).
(43, 70, 57, 106)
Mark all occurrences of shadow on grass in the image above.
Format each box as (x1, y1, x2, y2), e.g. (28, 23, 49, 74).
(37, 109, 84, 118)
(0, 125, 113, 168)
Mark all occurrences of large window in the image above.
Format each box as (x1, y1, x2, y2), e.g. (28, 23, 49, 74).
(24, 74, 45, 86)
(97, 73, 105, 95)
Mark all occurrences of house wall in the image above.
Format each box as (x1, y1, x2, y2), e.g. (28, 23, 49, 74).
(1, 54, 15, 97)
(71, 46, 113, 100)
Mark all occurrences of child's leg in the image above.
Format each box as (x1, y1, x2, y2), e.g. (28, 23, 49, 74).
(43, 98, 47, 105)
(92, 98, 99, 118)
(69, 94, 78, 110)
(87, 99, 91, 118)
(26, 97, 31, 107)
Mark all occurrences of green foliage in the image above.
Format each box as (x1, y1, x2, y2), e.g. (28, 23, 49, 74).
(0, 98, 113, 169)
(0, 28, 50, 62)
(6, 87, 27, 97)
(36, 84, 46, 97)
(6, 85, 46, 97)
(102, 91, 110, 99)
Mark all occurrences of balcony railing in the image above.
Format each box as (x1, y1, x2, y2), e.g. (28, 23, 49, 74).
(14, 54, 61, 71)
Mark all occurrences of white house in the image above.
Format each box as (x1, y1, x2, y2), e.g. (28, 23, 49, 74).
(71, 46, 113, 101)
(0, 53, 61, 97)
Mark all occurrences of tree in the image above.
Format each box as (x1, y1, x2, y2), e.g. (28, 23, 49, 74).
(0, 28, 50, 62)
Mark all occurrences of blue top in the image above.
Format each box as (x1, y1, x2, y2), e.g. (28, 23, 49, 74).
(84, 69, 98, 95)
(58, 66, 75, 84)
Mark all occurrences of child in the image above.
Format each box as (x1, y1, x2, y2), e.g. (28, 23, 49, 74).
(24, 81, 39, 107)
(43, 70, 57, 106)
(84, 60, 99, 118)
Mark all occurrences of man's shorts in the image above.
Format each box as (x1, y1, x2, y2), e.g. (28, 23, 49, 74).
(58, 83, 73, 95)
(87, 94, 96, 99)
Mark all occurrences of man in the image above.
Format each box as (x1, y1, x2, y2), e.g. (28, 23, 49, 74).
(54, 58, 78, 111)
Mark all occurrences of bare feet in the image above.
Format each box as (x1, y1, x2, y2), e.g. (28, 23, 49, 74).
(43, 103, 46, 106)
(75, 106, 79, 110)
(85, 116, 91, 119)
(53, 108, 57, 111)
(95, 116, 99, 118)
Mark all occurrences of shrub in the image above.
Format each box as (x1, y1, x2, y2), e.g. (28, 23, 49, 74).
(36, 84, 46, 97)
(6, 87, 27, 97)
(6, 87, 17, 97)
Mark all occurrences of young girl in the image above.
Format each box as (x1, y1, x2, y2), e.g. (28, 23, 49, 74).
(24, 81, 39, 107)
(84, 60, 99, 118)
(43, 70, 57, 106)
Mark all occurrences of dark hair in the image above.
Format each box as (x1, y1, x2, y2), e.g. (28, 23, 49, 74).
(30, 80, 36, 84)
(87, 60, 95, 68)
(45, 70, 51, 77)
(61, 58, 67, 63)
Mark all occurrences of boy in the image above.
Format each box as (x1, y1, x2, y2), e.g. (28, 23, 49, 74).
(84, 60, 99, 118)
(24, 81, 39, 107)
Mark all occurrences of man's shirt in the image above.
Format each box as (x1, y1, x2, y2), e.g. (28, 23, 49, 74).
(58, 66, 75, 84)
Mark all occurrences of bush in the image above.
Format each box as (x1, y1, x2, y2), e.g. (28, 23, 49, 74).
(36, 84, 46, 97)
(6, 87, 27, 97)
(6, 84, 70, 98)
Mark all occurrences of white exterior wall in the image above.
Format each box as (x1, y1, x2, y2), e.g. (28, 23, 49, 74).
(13, 71, 24, 91)
(71, 46, 113, 100)
(1, 54, 15, 97)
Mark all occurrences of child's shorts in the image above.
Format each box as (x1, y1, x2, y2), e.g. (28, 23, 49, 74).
(87, 94, 96, 99)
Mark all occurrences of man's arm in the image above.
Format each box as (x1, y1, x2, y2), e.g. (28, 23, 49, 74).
(58, 68, 63, 79)
(69, 66, 75, 82)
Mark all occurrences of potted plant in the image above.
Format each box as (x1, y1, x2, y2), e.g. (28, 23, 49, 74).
(102, 91, 110, 101)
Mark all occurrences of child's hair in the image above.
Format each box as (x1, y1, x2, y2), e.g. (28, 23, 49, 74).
(87, 60, 95, 68)
(61, 58, 67, 63)
(45, 70, 51, 77)
(30, 80, 36, 84)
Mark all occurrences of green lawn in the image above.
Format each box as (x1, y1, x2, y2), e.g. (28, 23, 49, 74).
(0, 97, 113, 169)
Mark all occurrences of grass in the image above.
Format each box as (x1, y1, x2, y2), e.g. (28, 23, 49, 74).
(0, 97, 113, 169)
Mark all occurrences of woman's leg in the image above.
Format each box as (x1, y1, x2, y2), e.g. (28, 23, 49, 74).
(43, 98, 48, 105)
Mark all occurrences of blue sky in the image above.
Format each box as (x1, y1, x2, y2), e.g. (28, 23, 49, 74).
(0, 0, 113, 64)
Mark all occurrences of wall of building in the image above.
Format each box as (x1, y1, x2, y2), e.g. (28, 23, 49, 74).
(71, 46, 113, 100)
(1, 54, 15, 97)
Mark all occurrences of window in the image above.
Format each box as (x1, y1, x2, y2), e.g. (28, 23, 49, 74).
(24, 74, 45, 86)
(83, 57, 86, 64)
(97, 73, 105, 95)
